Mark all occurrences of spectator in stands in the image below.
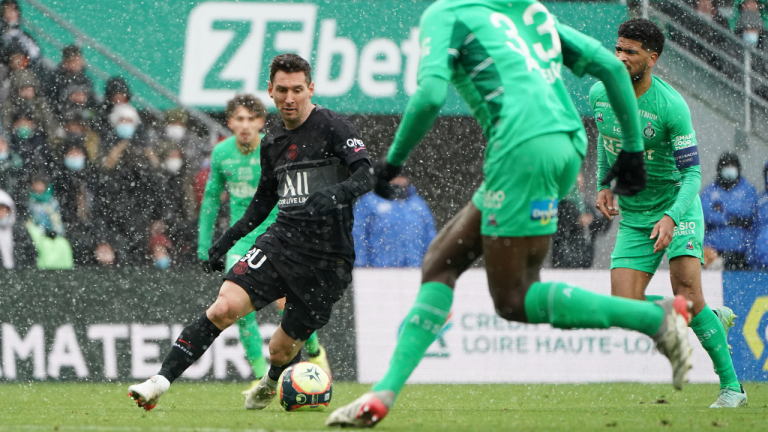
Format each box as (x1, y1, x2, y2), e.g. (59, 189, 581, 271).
(155, 143, 194, 253)
(0, 188, 15, 269)
(46, 45, 96, 114)
(28, 172, 64, 237)
(702, 152, 758, 270)
(1, 69, 59, 139)
(0, 134, 22, 201)
(57, 108, 100, 164)
(0, 0, 42, 73)
(149, 221, 172, 270)
(353, 175, 436, 267)
(162, 108, 207, 173)
(735, 2, 766, 46)
(731, 0, 768, 36)
(750, 159, 768, 268)
(94, 104, 159, 265)
(52, 136, 96, 264)
(696, 0, 730, 29)
(95, 76, 132, 140)
(10, 106, 52, 182)
(552, 173, 612, 268)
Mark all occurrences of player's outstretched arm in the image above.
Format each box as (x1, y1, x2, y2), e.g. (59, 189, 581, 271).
(386, 76, 448, 168)
(559, 24, 646, 196)
(205, 187, 278, 272)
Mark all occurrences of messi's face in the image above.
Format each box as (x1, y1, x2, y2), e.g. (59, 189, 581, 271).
(615, 37, 658, 82)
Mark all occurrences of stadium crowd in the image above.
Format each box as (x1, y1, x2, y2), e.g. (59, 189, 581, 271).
(0, 0, 766, 272)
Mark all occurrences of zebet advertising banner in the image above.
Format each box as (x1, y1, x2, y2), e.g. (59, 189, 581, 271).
(355, 269, 722, 384)
(25, 0, 628, 115)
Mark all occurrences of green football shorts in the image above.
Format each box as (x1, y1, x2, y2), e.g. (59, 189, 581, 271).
(611, 198, 705, 274)
(472, 132, 582, 237)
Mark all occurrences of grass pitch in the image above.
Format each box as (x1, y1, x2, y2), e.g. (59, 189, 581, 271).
(0, 382, 766, 431)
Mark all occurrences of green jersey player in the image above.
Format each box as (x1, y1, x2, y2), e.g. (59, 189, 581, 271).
(591, 18, 745, 408)
(328, 1, 694, 427)
(198, 95, 330, 390)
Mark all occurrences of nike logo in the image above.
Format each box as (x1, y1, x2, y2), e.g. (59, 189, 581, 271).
(178, 339, 195, 349)
(354, 148, 364, 152)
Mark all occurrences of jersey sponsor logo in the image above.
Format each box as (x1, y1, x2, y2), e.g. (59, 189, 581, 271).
(287, 144, 299, 161)
(483, 190, 506, 209)
(672, 134, 695, 150)
(673, 221, 696, 237)
(346, 138, 366, 153)
(596, 101, 611, 108)
(596, 112, 603, 123)
(673, 145, 700, 169)
(530, 198, 558, 225)
(639, 110, 658, 121)
(229, 182, 258, 199)
(642, 122, 656, 139)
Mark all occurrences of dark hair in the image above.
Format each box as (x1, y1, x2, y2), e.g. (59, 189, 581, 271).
(105, 76, 131, 101)
(62, 45, 81, 61)
(225, 94, 267, 119)
(618, 18, 665, 57)
(269, 53, 312, 84)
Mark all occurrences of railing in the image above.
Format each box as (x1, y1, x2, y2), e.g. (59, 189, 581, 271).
(644, 0, 768, 138)
(20, 0, 230, 142)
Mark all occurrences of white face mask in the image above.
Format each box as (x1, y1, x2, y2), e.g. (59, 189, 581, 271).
(165, 125, 185, 141)
(743, 30, 760, 46)
(164, 157, 183, 174)
(721, 166, 739, 181)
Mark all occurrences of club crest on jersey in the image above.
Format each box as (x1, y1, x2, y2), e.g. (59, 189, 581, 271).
(596, 112, 603, 123)
(287, 144, 299, 160)
(686, 240, 694, 250)
(530, 198, 558, 225)
(487, 213, 498, 226)
(643, 122, 656, 139)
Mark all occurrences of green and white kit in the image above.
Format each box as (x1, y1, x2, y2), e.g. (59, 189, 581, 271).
(590, 76, 704, 273)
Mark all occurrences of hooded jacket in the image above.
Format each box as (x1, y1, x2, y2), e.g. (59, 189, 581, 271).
(0, 69, 59, 139)
(0, 189, 15, 269)
(751, 160, 768, 267)
(352, 185, 437, 267)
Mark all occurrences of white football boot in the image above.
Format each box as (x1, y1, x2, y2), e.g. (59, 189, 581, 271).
(652, 296, 693, 390)
(244, 374, 278, 410)
(128, 375, 170, 411)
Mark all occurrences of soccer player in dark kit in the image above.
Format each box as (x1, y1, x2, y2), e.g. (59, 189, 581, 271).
(127, 53, 374, 411)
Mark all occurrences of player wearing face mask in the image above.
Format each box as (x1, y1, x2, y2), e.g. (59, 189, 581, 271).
(701, 152, 759, 270)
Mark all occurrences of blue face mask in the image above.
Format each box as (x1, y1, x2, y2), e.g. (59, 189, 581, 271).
(0, 151, 8, 161)
(115, 123, 136, 140)
(64, 155, 85, 171)
(743, 31, 760, 46)
(154, 255, 171, 270)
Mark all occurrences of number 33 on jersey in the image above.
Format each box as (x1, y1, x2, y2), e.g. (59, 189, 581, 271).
(417, 0, 609, 159)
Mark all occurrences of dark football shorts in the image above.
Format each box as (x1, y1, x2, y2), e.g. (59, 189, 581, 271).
(223, 245, 352, 341)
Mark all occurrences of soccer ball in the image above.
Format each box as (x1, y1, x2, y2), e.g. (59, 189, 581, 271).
(278, 361, 332, 412)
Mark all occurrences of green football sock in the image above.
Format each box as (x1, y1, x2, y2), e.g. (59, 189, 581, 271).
(305, 332, 320, 356)
(237, 312, 268, 378)
(373, 282, 453, 397)
(524, 281, 664, 336)
(645, 295, 666, 302)
(690, 305, 740, 391)
(277, 307, 320, 355)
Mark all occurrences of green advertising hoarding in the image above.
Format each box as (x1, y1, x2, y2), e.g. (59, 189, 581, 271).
(23, 0, 627, 115)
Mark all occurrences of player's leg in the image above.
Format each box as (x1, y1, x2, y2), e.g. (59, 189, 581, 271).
(227, 252, 269, 384)
(247, 257, 350, 410)
(275, 296, 329, 375)
(327, 202, 483, 427)
(669, 255, 745, 407)
(128, 280, 255, 410)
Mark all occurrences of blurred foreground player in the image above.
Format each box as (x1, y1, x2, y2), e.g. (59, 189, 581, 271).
(592, 18, 745, 408)
(129, 53, 374, 411)
(198, 94, 332, 392)
(328, 0, 693, 427)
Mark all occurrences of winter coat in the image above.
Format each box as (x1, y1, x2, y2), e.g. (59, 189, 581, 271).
(0, 189, 15, 269)
(0, 70, 59, 139)
(702, 176, 759, 253)
(352, 186, 437, 267)
(750, 161, 768, 268)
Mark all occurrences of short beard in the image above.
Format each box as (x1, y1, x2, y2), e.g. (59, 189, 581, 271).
(630, 62, 648, 82)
